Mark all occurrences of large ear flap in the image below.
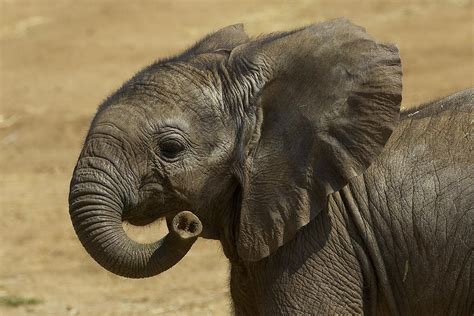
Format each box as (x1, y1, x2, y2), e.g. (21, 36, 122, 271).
(181, 24, 249, 56)
(230, 18, 402, 261)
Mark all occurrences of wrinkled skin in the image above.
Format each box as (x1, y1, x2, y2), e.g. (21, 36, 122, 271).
(69, 19, 473, 314)
(230, 90, 474, 315)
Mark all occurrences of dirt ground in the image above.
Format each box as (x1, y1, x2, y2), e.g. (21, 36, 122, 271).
(0, 0, 472, 315)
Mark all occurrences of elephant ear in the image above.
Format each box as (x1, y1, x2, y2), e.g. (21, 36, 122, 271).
(230, 18, 402, 261)
(181, 24, 249, 57)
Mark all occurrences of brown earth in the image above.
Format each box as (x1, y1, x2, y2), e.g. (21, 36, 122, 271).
(0, 0, 472, 315)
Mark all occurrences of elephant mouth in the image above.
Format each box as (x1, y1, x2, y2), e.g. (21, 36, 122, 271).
(121, 198, 173, 226)
(124, 213, 161, 226)
(123, 207, 190, 227)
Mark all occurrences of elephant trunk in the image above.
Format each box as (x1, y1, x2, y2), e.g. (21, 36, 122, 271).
(68, 158, 202, 278)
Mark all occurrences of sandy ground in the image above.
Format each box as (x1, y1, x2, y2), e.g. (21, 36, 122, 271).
(0, 0, 472, 315)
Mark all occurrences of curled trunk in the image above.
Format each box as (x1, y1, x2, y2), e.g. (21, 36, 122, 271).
(69, 164, 201, 278)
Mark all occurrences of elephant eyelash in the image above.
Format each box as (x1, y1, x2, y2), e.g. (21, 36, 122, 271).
(158, 138, 186, 161)
(151, 130, 191, 163)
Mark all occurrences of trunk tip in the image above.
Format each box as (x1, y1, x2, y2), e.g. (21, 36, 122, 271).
(171, 211, 203, 239)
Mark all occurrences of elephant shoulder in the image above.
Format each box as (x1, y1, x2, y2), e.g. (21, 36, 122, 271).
(362, 88, 473, 233)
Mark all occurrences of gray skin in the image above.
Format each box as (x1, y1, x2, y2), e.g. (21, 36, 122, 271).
(69, 19, 473, 315)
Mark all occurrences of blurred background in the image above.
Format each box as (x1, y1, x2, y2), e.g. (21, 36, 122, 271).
(0, 0, 472, 315)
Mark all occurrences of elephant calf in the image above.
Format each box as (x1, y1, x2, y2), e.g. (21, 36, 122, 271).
(69, 19, 473, 315)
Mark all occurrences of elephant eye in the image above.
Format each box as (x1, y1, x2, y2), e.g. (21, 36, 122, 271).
(159, 139, 185, 160)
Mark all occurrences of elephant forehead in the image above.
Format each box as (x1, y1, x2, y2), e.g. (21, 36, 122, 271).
(91, 63, 233, 146)
(89, 105, 150, 148)
(133, 64, 222, 110)
(138, 69, 230, 128)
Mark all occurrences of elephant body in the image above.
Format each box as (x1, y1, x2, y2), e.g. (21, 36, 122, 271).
(68, 19, 473, 315)
(230, 90, 473, 315)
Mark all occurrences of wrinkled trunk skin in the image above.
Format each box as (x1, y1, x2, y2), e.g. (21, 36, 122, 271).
(68, 157, 201, 278)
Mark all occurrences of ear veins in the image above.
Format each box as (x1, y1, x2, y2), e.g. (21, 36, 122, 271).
(224, 54, 273, 158)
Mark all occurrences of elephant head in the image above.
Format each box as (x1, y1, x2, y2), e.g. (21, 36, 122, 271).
(69, 19, 402, 278)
